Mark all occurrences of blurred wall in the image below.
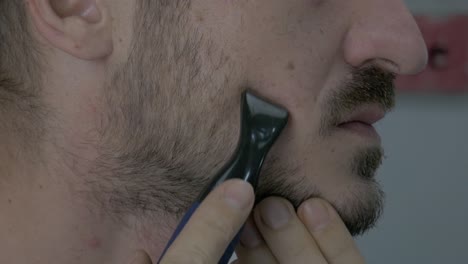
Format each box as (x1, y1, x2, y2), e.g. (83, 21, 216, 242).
(405, 0, 468, 15)
(357, 95, 468, 263)
(356, 1, 468, 263)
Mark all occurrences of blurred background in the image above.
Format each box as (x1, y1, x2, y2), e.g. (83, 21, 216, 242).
(356, 0, 468, 263)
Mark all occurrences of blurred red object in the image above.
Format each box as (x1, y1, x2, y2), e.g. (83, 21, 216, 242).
(396, 15, 468, 92)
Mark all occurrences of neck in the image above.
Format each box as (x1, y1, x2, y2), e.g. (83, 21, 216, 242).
(4, 135, 179, 263)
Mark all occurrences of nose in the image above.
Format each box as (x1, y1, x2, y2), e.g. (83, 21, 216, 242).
(343, 0, 428, 75)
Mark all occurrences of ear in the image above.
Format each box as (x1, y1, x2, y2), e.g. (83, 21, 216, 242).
(27, 0, 113, 60)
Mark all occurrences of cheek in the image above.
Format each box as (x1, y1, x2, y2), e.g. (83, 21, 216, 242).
(245, 61, 323, 128)
(243, 35, 331, 116)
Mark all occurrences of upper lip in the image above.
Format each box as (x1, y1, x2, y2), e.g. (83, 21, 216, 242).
(338, 105, 387, 126)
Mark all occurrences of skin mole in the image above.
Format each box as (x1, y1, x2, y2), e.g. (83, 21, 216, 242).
(287, 61, 296, 71)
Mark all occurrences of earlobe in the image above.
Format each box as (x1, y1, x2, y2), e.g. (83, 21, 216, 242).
(27, 0, 113, 60)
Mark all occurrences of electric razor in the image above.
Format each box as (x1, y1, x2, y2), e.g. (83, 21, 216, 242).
(158, 90, 289, 263)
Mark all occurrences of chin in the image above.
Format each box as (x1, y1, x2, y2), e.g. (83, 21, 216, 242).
(327, 173, 385, 236)
(256, 143, 386, 236)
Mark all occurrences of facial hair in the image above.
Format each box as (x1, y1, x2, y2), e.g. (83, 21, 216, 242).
(89, 1, 243, 219)
(89, 1, 395, 237)
(256, 66, 395, 236)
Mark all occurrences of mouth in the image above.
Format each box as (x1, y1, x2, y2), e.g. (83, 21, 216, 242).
(337, 105, 386, 142)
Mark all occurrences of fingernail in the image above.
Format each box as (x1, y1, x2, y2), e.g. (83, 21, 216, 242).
(259, 199, 291, 230)
(302, 199, 330, 231)
(224, 180, 254, 210)
(240, 216, 263, 248)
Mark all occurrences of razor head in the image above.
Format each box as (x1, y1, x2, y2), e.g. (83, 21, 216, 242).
(242, 90, 289, 145)
(197, 90, 289, 200)
(244, 91, 289, 121)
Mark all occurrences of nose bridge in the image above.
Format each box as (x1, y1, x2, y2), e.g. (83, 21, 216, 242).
(343, 0, 428, 75)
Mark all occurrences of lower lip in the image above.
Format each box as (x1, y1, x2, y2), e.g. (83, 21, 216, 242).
(338, 122, 381, 142)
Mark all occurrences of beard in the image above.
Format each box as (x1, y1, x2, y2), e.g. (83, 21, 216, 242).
(254, 67, 395, 236)
(89, 1, 395, 236)
(91, 0, 243, 218)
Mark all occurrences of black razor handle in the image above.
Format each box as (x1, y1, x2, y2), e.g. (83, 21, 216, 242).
(158, 91, 289, 264)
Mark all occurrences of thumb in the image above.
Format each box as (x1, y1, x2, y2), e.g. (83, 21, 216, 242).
(160, 179, 254, 264)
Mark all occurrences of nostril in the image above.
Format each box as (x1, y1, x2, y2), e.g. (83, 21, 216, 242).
(428, 44, 449, 70)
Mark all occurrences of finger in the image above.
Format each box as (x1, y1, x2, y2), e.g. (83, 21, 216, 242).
(235, 215, 278, 264)
(297, 199, 365, 264)
(254, 197, 327, 264)
(236, 244, 278, 264)
(160, 179, 254, 264)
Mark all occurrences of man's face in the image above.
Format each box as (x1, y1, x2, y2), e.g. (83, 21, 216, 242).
(101, 0, 425, 234)
(0, 0, 427, 263)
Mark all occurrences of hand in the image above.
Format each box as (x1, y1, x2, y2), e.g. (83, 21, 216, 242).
(158, 178, 365, 264)
(235, 197, 366, 264)
(159, 179, 255, 263)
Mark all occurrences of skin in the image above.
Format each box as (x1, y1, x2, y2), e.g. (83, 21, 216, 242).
(0, 0, 427, 263)
(159, 180, 366, 264)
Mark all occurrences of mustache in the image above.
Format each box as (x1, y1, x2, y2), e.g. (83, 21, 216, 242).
(320, 66, 396, 136)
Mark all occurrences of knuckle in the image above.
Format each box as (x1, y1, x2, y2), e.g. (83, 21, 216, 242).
(272, 233, 311, 258)
(203, 213, 237, 243)
(163, 244, 211, 264)
(190, 243, 214, 264)
(328, 238, 357, 262)
(288, 242, 310, 259)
